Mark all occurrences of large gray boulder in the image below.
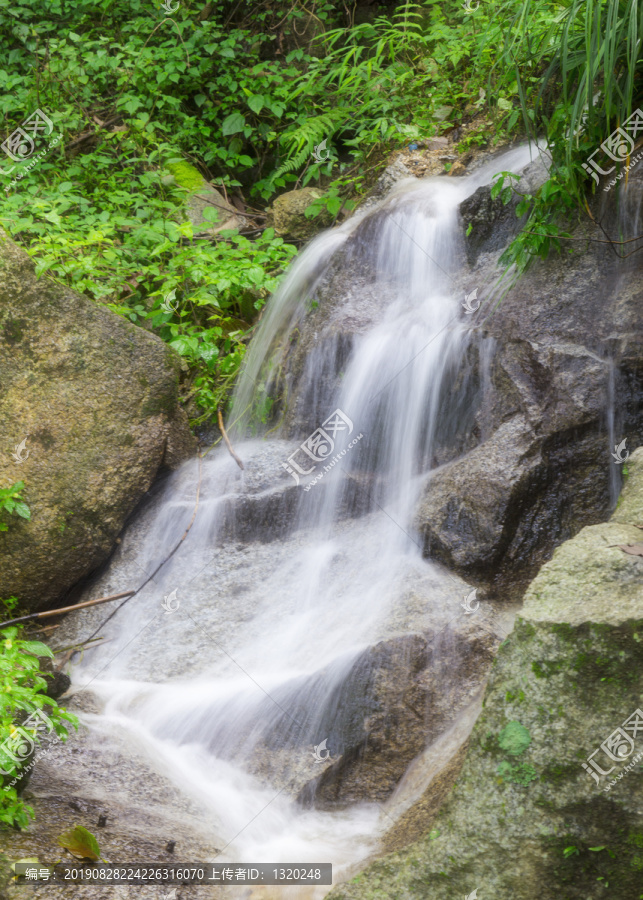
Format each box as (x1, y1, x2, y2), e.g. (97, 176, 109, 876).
(0, 231, 195, 611)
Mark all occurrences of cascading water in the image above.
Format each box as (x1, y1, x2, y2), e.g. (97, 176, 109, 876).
(65, 144, 543, 896)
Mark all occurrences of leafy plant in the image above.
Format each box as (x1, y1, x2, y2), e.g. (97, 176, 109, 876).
(498, 720, 532, 755)
(0, 483, 30, 532)
(484, 0, 643, 274)
(0, 627, 77, 829)
(0, 598, 19, 617)
(497, 760, 538, 784)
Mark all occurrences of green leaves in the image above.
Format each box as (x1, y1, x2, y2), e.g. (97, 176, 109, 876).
(0, 483, 31, 531)
(221, 112, 246, 136)
(247, 95, 265, 114)
(498, 720, 532, 755)
(58, 826, 101, 861)
(20, 641, 54, 659)
(0, 624, 78, 828)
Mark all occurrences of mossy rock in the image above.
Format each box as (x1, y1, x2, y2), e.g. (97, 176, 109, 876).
(328, 451, 643, 900)
(166, 160, 206, 190)
(272, 188, 332, 241)
(0, 230, 195, 612)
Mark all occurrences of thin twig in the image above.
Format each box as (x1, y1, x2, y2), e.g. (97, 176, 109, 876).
(0, 591, 135, 629)
(193, 193, 245, 216)
(83, 450, 204, 643)
(53, 636, 106, 655)
(218, 408, 245, 470)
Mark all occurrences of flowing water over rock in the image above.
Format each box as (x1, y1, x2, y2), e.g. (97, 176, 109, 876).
(41, 146, 547, 896)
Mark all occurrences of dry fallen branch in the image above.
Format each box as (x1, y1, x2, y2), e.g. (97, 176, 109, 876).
(218, 408, 245, 470)
(0, 590, 135, 629)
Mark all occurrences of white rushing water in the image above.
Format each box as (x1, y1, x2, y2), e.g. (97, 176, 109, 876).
(70, 144, 544, 896)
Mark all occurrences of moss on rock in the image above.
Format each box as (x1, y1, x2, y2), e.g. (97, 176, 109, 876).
(328, 450, 643, 900)
(0, 230, 195, 611)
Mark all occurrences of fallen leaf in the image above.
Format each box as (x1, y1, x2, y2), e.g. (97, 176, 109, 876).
(617, 544, 643, 557)
(58, 825, 101, 860)
(10, 858, 40, 882)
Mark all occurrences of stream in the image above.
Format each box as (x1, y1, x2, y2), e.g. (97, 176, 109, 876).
(54, 143, 544, 897)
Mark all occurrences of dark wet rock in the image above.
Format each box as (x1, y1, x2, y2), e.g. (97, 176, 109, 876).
(415, 415, 542, 574)
(416, 173, 643, 584)
(237, 626, 500, 807)
(296, 629, 494, 809)
(0, 231, 195, 612)
(460, 154, 548, 266)
(45, 671, 71, 702)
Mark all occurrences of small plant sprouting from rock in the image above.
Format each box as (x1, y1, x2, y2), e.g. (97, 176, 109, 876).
(496, 721, 536, 785)
(498, 721, 531, 755)
(497, 760, 538, 785)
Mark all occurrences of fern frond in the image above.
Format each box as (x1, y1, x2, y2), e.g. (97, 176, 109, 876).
(271, 111, 344, 182)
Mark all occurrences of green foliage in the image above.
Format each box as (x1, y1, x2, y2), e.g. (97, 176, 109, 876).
(1, 0, 636, 415)
(0, 626, 77, 829)
(485, 0, 643, 273)
(0, 598, 19, 617)
(498, 720, 532, 755)
(497, 760, 538, 784)
(0, 483, 30, 532)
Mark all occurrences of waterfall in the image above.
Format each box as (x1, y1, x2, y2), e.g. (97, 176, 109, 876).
(68, 144, 543, 893)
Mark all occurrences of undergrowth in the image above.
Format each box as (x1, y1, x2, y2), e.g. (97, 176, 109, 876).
(0, 0, 640, 419)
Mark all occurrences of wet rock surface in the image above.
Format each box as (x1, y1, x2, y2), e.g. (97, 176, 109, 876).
(235, 624, 503, 807)
(326, 450, 643, 900)
(459, 153, 548, 266)
(0, 720, 223, 900)
(295, 628, 497, 808)
(415, 174, 643, 584)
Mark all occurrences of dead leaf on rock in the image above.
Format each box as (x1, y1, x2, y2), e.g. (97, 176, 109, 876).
(58, 825, 101, 860)
(617, 543, 643, 557)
